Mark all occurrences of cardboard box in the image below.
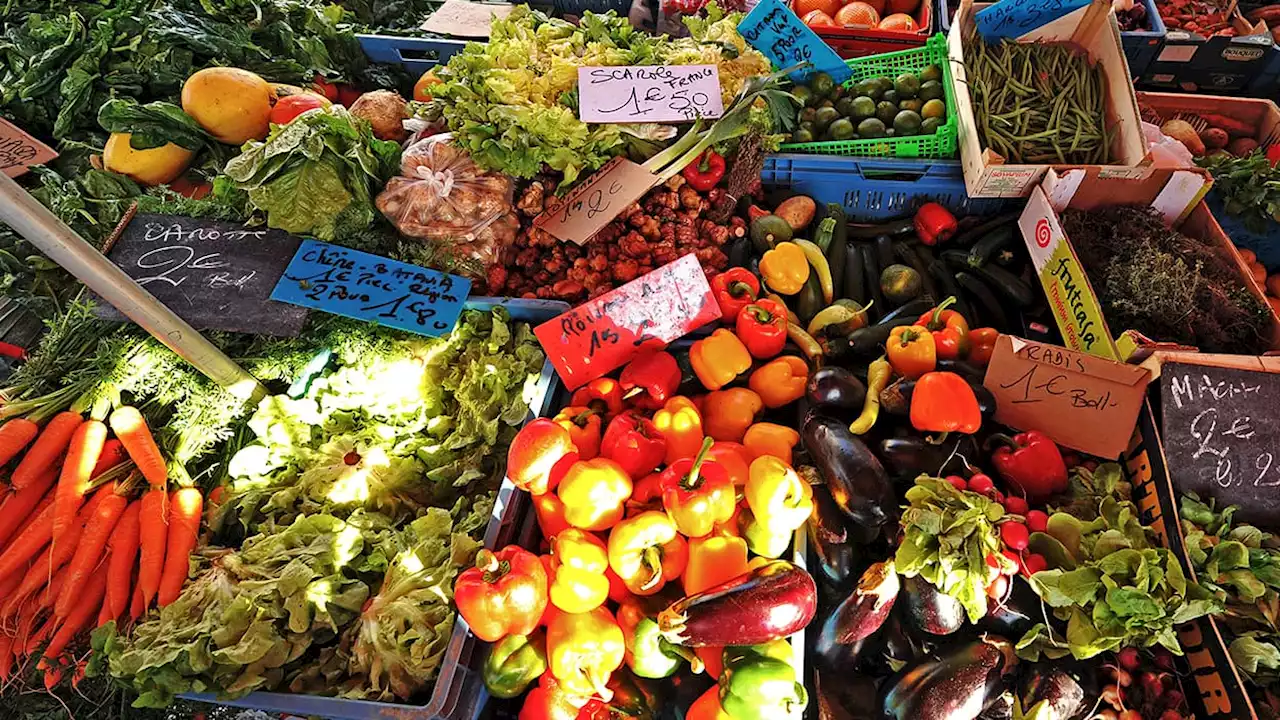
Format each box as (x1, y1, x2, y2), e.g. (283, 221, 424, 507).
(1138, 11, 1280, 95)
(947, 0, 1154, 198)
(1017, 168, 1280, 361)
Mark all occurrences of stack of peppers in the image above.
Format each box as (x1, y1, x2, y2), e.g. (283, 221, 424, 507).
(453, 332, 817, 720)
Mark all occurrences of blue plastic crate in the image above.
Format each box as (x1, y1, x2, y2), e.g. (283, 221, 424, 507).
(761, 154, 1012, 221)
(181, 297, 568, 720)
(1121, 0, 1167, 79)
(1206, 192, 1280, 272)
(357, 34, 470, 76)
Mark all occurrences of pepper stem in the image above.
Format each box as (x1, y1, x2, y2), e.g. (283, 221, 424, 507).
(663, 640, 705, 673)
(682, 436, 717, 490)
(639, 546, 664, 591)
(898, 328, 921, 346)
(983, 433, 1019, 452)
(476, 550, 510, 583)
(729, 281, 757, 301)
(928, 296, 957, 330)
(744, 304, 773, 324)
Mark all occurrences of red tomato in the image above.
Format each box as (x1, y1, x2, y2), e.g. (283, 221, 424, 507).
(312, 74, 339, 101)
(337, 84, 362, 107)
(168, 177, 212, 199)
(269, 94, 327, 126)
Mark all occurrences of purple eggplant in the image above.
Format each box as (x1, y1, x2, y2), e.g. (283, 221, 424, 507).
(814, 561, 899, 670)
(1019, 667, 1086, 720)
(903, 575, 967, 636)
(806, 367, 866, 414)
(801, 413, 894, 540)
(658, 560, 816, 647)
(808, 485, 858, 590)
(978, 575, 1039, 638)
(880, 635, 1019, 720)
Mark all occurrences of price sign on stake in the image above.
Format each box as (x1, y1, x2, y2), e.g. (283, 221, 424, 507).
(0, 118, 57, 178)
(271, 239, 470, 337)
(738, 0, 852, 84)
(534, 157, 658, 245)
(975, 0, 1092, 40)
(1159, 362, 1280, 524)
(535, 254, 721, 390)
(983, 335, 1151, 459)
(579, 66, 725, 124)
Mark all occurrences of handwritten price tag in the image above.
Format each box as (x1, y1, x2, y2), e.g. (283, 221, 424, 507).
(0, 118, 56, 178)
(738, 0, 852, 84)
(579, 65, 725, 124)
(983, 335, 1151, 459)
(271, 239, 470, 337)
(534, 254, 721, 389)
(534, 157, 658, 245)
(974, 0, 1092, 40)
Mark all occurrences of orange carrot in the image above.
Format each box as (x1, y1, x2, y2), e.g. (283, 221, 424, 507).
(26, 613, 55, 655)
(109, 407, 166, 488)
(89, 439, 126, 480)
(12, 412, 81, 490)
(0, 501, 56, 582)
(6, 529, 81, 620)
(41, 570, 106, 662)
(129, 583, 143, 621)
(0, 418, 38, 467)
(55, 491, 126, 619)
(157, 487, 202, 607)
(1, 486, 109, 617)
(96, 599, 113, 629)
(105, 502, 141, 620)
(52, 420, 106, 547)
(0, 465, 57, 550)
(0, 632, 12, 683)
(137, 489, 167, 608)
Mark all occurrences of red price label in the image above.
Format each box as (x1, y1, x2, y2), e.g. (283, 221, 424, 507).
(534, 254, 721, 389)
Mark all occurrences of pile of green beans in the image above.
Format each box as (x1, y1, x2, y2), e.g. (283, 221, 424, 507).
(963, 28, 1115, 165)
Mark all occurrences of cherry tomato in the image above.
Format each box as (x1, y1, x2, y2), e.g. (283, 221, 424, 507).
(269, 94, 327, 126)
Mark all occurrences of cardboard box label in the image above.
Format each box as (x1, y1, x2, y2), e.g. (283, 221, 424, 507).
(578, 66, 724, 124)
(0, 118, 56, 178)
(738, 0, 853, 84)
(975, 167, 1042, 197)
(983, 335, 1151, 458)
(533, 157, 658, 245)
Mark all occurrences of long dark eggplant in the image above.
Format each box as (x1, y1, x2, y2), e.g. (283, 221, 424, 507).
(801, 414, 894, 540)
(845, 242, 867, 306)
(880, 635, 1019, 720)
(809, 485, 858, 589)
(1019, 667, 1087, 720)
(942, 250, 1034, 307)
(874, 235, 897, 275)
(894, 242, 939, 304)
(813, 561, 899, 671)
(902, 575, 967, 636)
(978, 576, 1040, 638)
(847, 217, 915, 239)
(956, 271, 1010, 332)
(861, 244, 884, 322)
(806, 367, 866, 415)
(873, 297, 934, 327)
(880, 435, 978, 478)
(658, 561, 816, 647)
(929, 258, 974, 322)
(879, 379, 913, 416)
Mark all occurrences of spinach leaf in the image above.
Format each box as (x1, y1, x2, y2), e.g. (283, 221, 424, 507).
(97, 99, 208, 151)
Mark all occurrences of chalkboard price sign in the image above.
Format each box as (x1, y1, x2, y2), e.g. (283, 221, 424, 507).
(99, 213, 309, 336)
(1160, 362, 1280, 523)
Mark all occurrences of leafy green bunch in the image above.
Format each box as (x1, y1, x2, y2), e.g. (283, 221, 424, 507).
(1198, 150, 1280, 233)
(1181, 493, 1280, 634)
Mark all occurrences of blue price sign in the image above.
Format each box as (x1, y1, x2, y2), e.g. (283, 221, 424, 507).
(271, 239, 470, 337)
(974, 0, 1091, 40)
(738, 0, 852, 84)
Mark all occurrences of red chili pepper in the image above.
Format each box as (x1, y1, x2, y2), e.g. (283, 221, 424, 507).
(735, 298, 788, 359)
(916, 296, 970, 360)
(710, 268, 761, 324)
(989, 431, 1069, 501)
(914, 203, 958, 246)
(619, 350, 681, 410)
(682, 150, 726, 192)
(600, 410, 666, 479)
(455, 545, 548, 642)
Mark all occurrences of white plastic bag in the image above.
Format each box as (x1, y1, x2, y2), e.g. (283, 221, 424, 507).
(1142, 121, 1196, 169)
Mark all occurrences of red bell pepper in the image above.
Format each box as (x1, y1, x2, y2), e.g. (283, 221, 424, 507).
(735, 298, 788, 359)
(909, 371, 981, 435)
(519, 673, 594, 720)
(600, 411, 666, 479)
(619, 350, 681, 410)
(989, 431, 1069, 501)
(660, 437, 735, 538)
(914, 203, 958, 246)
(916, 296, 970, 360)
(570, 378, 625, 418)
(682, 150, 726, 192)
(711, 268, 761, 324)
(508, 419, 579, 495)
(967, 327, 998, 367)
(455, 545, 549, 642)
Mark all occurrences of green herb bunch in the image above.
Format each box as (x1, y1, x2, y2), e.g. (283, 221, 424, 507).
(1198, 150, 1280, 234)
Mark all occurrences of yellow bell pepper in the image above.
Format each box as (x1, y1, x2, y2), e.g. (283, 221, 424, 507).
(607, 511, 688, 596)
(742, 423, 801, 466)
(682, 534, 749, 595)
(548, 606, 625, 701)
(759, 242, 810, 295)
(703, 388, 763, 443)
(690, 329, 752, 392)
(651, 396, 704, 465)
(745, 455, 814, 536)
(549, 529, 610, 613)
(557, 458, 633, 532)
(748, 356, 808, 409)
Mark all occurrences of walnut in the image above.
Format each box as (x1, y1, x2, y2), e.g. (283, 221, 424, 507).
(516, 181, 546, 216)
(613, 259, 641, 283)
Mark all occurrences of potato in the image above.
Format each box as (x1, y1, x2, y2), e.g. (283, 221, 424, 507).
(350, 90, 409, 142)
(1201, 127, 1229, 150)
(774, 195, 817, 231)
(1228, 137, 1261, 157)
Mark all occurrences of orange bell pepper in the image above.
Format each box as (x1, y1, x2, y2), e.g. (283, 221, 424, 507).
(748, 356, 808, 409)
(688, 685, 733, 720)
(557, 458, 633, 532)
(703, 388, 763, 443)
(887, 325, 936, 379)
(548, 529, 610, 613)
(508, 419, 578, 495)
(651, 396, 704, 465)
(607, 511, 688, 596)
(690, 329, 752, 391)
(534, 492, 572, 539)
(910, 371, 981, 434)
(553, 406, 602, 460)
(707, 442, 751, 487)
(682, 534, 749, 595)
(741, 423, 801, 466)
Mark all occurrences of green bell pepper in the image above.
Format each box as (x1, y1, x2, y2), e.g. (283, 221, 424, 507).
(482, 629, 547, 699)
(718, 643, 807, 720)
(619, 601, 697, 679)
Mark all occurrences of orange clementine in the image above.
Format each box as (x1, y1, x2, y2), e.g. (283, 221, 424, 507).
(1267, 272, 1280, 298)
(885, 0, 919, 15)
(835, 1, 880, 26)
(859, 0, 887, 15)
(802, 9, 838, 25)
(878, 12, 919, 29)
(796, 0, 842, 20)
(1268, 296, 1280, 317)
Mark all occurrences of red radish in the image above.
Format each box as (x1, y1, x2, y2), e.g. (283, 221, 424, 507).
(1153, 648, 1175, 670)
(1062, 452, 1080, 468)
(945, 475, 967, 491)
(985, 574, 1009, 600)
(1003, 496, 1029, 515)
(986, 552, 1001, 569)
(1116, 646, 1141, 671)
(1160, 712, 1182, 720)
(1164, 689, 1185, 709)
(1141, 671, 1165, 697)
(968, 474, 995, 495)
(1083, 460, 1098, 471)
(1118, 711, 1141, 720)
(1000, 522, 1029, 550)
(11, 412, 81, 490)
(1101, 684, 1122, 708)
(1023, 553, 1047, 575)
(1026, 510, 1049, 533)
(1001, 549, 1020, 569)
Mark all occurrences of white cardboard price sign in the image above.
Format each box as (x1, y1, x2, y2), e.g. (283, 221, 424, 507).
(578, 65, 725, 124)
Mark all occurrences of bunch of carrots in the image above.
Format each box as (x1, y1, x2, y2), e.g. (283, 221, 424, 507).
(0, 405, 205, 690)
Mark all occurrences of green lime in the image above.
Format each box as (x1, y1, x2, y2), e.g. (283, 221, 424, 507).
(894, 72, 920, 99)
(921, 117, 943, 134)
(919, 80, 944, 102)
(835, 96, 857, 117)
(920, 64, 943, 83)
(893, 109, 923, 136)
(850, 96, 877, 120)
(881, 89, 900, 106)
(799, 120, 815, 134)
(828, 117, 856, 141)
(810, 72, 836, 98)
(800, 107, 817, 124)
(875, 77, 895, 94)
(899, 98, 923, 114)
(814, 106, 840, 131)
(857, 117, 887, 138)
(793, 85, 814, 108)
(793, 127, 815, 143)
(854, 78, 883, 101)
(875, 101, 898, 125)
(921, 98, 946, 120)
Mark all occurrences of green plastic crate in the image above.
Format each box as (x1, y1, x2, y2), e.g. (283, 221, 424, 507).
(780, 34, 957, 160)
